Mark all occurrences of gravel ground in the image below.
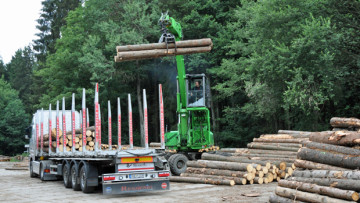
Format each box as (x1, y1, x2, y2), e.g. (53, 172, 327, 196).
(0, 161, 276, 203)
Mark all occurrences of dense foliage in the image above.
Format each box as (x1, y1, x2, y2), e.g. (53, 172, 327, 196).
(0, 0, 359, 155)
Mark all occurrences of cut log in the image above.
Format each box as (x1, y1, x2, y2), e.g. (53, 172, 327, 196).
(149, 142, 161, 147)
(88, 141, 95, 147)
(278, 180, 359, 201)
(269, 193, 305, 203)
(253, 138, 307, 143)
(292, 170, 360, 180)
(247, 143, 299, 152)
(275, 186, 353, 203)
(43, 134, 49, 141)
(248, 149, 298, 156)
(201, 153, 271, 168)
(249, 142, 302, 148)
(117, 38, 212, 52)
(303, 141, 360, 155)
(294, 159, 349, 170)
(288, 176, 360, 192)
(297, 147, 360, 169)
(180, 173, 246, 185)
(187, 160, 253, 173)
(86, 137, 93, 142)
(230, 153, 297, 159)
(260, 134, 295, 139)
(309, 131, 360, 146)
(330, 117, 360, 128)
(115, 46, 212, 62)
(185, 167, 254, 180)
(216, 148, 249, 153)
(51, 128, 62, 138)
(278, 130, 314, 137)
(253, 177, 263, 184)
(279, 162, 287, 170)
(169, 176, 235, 186)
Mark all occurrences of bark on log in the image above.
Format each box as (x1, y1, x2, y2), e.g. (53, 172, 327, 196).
(330, 117, 360, 128)
(229, 153, 297, 159)
(278, 130, 314, 136)
(218, 148, 249, 153)
(186, 167, 254, 180)
(269, 193, 305, 203)
(275, 186, 355, 203)
(201, 153, 270, 169)
(309, 131, 360, 146)
(288, 177, 360, 192)
(51, 128, 62, 138)
(278, 180, 359, 201)
(115, 46, 212, 62)
(249, 142, 302, 148)
(303, 141, 360, 155)
(253, 138, 307, 143)
(248, 149, 298, 156)
(180, 173, 246, 185)
(116, 38, 213, 52)
(149, 142, 161, 147)
(292, 170, 360, 180)
(169, 176, 235, 186)
(260, 134, 295, 139)
(297, 147, 360, 169)
(187, 160, 253, 172)
(294, 159, 348, 170)
(247, 143, 299, 151)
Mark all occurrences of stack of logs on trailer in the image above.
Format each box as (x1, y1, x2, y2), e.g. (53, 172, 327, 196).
(270, 117, 360, 203)
(42, 126, 120, 152)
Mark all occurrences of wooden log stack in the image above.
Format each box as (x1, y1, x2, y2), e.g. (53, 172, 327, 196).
(114, 38, 213, 62)
(269, 117, 360, 202)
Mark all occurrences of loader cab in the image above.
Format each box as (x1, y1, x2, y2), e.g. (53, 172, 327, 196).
(185, 74, 210, 108)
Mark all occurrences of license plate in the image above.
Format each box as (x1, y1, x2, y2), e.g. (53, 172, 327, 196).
(121, 156, 153, 163)
(133, 174, 145, 179)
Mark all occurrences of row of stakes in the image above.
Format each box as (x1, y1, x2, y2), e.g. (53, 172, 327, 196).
(35, 83, 166, 155)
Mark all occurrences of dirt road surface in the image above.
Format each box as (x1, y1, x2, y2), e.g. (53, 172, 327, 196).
(0, 162, 276, 203)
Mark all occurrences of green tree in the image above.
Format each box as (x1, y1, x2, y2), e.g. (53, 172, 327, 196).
(0, 78, 28, 155)
(6, 46, 36, 114)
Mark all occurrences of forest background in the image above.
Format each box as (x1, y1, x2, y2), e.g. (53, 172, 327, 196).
(0, 0, 359, 155)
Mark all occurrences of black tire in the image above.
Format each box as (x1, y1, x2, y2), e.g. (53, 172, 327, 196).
(63, 163, 72, 188)
(79, 166, 95, 193)
(29, 161, 36, 178)
(169, 154, 188, 176)
(71, 164, 81, 191)
(40, 163, 45, 181)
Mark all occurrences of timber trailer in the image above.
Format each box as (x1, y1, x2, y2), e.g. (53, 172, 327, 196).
(28, 84, 170, 194)
(114, 12, 217, 176)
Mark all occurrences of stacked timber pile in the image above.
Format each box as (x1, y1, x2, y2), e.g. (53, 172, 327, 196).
(114, 38, 213, 62)
(0, 155, 10, 162)
(270, 117, 360, 202)
(169, 152, 295, 186)
(330, 117, 360, 132)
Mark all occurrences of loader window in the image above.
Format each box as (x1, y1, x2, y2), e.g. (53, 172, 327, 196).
(187, 79, 205, 107)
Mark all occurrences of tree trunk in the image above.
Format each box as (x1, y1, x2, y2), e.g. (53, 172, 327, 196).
(309, 131, 360, 146)
(169, 176, 235, 186)
(187, 160, 253, 172)
(201, 153, 270, 169)
(247, 143, 299, 151)
(180, 173, 247, 185)
(254, 138, 307, 143)
(137, 70, 145, 147)
(292, 170, 360, 180)
(186, 167, 254, 180)
(230, 153, 296, 159)
(116, 38, 212, 52)
(303, 141, 360, 155)
(115, 46, 213, 62)
(248, 149, 298, 156)
(330, 117, 360, 128)
(297, 147, 360, 169)
(269, 193, 305, 203)
(288, 177, 360, 192)
(278, 180, 359, 201)
(249, 142, 302, 148)
(275, 186, 354, 203)
(294, 159, 348, 170)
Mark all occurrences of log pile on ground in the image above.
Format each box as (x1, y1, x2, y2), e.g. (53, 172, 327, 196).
(114, 38, 213, 62)
(0, 155, 10, 162)
(269, 117, 360, 202)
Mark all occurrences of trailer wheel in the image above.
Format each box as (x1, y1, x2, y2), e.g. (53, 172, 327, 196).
(80, 166, 95, 193)
(71, 164, 81, 191)
(29, 161, 36, 178)
(63, 163, 72, 188)
(169, 154, 188, 176)
(40, 163, 45, 181)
